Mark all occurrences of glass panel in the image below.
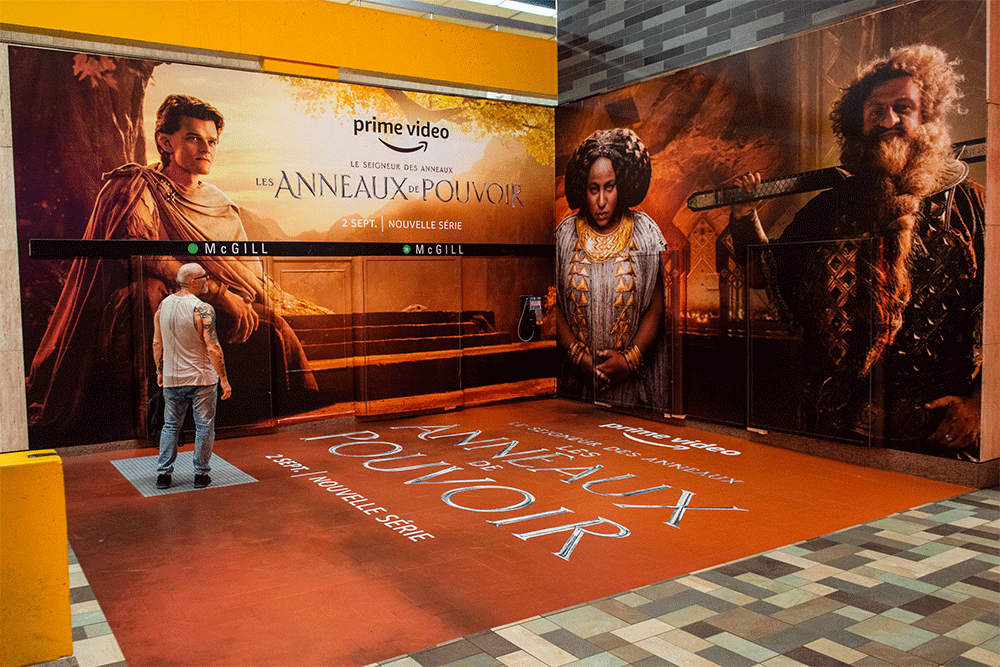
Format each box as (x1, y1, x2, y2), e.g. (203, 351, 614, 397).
(269, 257, 354, 422)
(360, 257, 462, 416)
(215, 255, 276, 431)
(138, 255, 276, 438)
(459, 256, 559, 406)
(662, 248, 684, 417)
(748, 239, 874, 447)
(135, 256, 168, 441)
(680, 223, 747, 426)
(22, 252, 149, 446)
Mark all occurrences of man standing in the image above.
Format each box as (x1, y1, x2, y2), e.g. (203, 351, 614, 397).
(727, 44, 985, 458)
(25, 94, 315, 446)
(153, 263, 232, 489)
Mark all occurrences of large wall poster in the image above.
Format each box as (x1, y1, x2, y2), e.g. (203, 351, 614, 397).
(554, 0, 987, 460)
(551, 128, 677, 416)
(12, 46, 556, 448)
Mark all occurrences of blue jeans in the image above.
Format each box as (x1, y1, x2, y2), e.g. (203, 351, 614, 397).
(157, 384, 218, 475)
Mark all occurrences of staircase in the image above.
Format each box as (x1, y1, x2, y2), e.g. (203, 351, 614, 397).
(283, 310, 557, 417)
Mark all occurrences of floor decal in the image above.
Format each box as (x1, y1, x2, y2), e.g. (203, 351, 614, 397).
(111, 452, 258, 497)
(61, 399, 972, 666)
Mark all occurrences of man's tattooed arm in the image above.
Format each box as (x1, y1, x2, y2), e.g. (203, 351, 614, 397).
(152, 306, 164, 385)
(196, 301, 232, 399)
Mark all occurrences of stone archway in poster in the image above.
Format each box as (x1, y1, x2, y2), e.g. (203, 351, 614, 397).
(11, 47, 555, 448)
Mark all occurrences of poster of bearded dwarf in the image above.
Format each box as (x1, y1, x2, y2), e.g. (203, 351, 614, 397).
(726, 44, 985, 459)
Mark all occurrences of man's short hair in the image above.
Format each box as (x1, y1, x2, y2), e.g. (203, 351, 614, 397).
(155, 94, 225, 165)
(830, 43, 963, 145)
(176, 263, 205, 287)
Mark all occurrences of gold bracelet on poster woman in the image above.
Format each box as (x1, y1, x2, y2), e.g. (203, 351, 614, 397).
(623, 344, 643, 374)
(569, 341, 586, 366)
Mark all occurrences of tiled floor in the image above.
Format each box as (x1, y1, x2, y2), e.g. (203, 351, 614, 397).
(53, 487, 997, 667)
(66, 547, 126, 667)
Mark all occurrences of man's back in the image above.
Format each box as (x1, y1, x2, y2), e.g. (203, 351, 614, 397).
(159, 292, 217, 388)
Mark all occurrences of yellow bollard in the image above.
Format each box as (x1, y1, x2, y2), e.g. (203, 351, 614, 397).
(1, 450, 72, 667)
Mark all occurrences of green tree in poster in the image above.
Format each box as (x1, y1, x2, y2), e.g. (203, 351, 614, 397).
(11, 49, 158, 363)
(280, 77, 554, 166)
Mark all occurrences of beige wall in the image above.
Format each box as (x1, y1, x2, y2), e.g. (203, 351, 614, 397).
(982, 0, 999, 461)
(0, 45, 28, 453)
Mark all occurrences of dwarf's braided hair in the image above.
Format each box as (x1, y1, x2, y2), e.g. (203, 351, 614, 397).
(830, 43, 963, 150)
(565, 128, 651, 211)
(829, 45, 964, 375)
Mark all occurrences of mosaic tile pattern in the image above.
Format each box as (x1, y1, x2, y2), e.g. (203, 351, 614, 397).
(557, 0, 909, 102)
(52, 488, 997, 667)
(377, 488, 998, 667)
(67, 545, 126, 667)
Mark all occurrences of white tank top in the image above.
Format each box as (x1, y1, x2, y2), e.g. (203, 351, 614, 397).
(159, 292, 218, 387)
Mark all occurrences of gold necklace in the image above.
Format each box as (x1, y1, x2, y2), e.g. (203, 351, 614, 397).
(576, 212, 633, 262)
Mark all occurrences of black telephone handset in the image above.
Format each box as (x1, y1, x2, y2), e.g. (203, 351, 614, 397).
(517, 295, 542, 342)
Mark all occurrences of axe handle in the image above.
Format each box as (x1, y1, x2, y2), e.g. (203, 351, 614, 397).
(686, 138, 985, 212)
(687, 167, 848, 211)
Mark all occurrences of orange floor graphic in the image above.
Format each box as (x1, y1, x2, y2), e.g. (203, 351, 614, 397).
(61, 399, 971, 666)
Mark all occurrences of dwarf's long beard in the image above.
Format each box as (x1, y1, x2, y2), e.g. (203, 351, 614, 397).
(863, 184, 919, 375)
(855, 124, 953, 375)
(870, 133, 914, 175)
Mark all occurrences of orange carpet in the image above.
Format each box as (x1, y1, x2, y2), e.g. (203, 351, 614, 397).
(62, 398, 971, 666)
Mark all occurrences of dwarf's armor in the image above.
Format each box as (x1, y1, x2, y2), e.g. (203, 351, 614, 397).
(761, 168, 984, 451)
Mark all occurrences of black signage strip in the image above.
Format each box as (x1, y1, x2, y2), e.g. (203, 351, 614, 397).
(28, 239, 555, 259)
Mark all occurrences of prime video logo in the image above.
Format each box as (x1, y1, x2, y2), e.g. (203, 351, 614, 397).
(598, 423, 741, 456)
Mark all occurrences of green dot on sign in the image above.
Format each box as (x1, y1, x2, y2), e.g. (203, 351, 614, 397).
(402, 245, 411, 255)
(187, 243, 199, 254)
